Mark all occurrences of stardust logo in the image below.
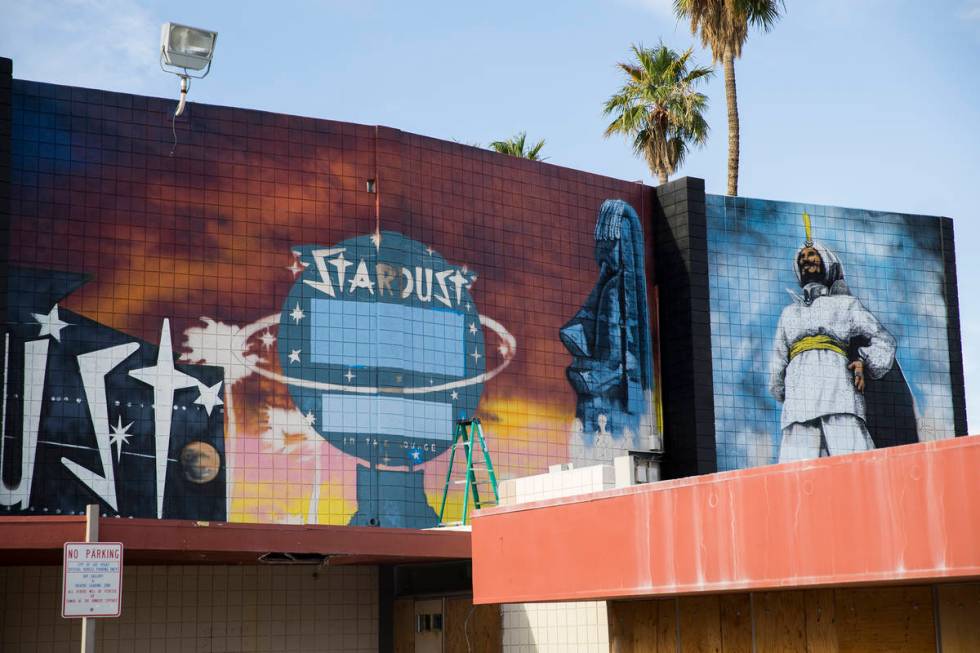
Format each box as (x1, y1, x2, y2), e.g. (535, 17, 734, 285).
(252, 232, 515, 467)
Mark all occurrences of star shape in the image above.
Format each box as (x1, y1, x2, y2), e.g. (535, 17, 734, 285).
(465, 303, 472, 312)
(451, 390, 459, 400)
(344, 369, 355, 382)
(370, 230, 382, 250)
(288, 349, 301, 364)
(259, 330, 276, 350)
(470, 348, 482, 364)
(304, 410, 316, 426)
(468, 323, 478, 335)
(109, 415, 134, 463)
(286, 258, 308, 277)
(290, 303, 305, 324)
(425, 246, 434, 256)
(194, 381, 224, 416)
(409, 449, 423, 463)
(32, 304, 71, 342)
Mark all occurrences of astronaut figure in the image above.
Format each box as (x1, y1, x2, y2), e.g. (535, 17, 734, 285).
(769, 213, 896, 462)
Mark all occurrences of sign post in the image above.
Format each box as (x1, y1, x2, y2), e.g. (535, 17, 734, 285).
(63, 505, 123, 653)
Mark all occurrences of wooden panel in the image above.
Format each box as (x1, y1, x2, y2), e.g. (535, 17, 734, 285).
(937, 582, 980, 653)
(754, 591, 806, 653)
(835, 586, 934, 653)
(608, 600, 664, 653)
(656, 599, 678, 653)
(445, 596, 501, 653)
(803, 589, 838, 653)
(719, 593, 752, 653)
(678, 595, 722, 653)
(393, 598, 414, 653)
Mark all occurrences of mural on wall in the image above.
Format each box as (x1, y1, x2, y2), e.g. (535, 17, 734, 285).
(178, 233, 516, 527)
(561, 200, 659, 464)
(706, 196, 954, 471)
(6, 80, 657, 527)
(1, 269, 226, 519)
(769, 212, 916, 462)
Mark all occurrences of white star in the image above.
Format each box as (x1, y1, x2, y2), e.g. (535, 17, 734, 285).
(470, 348, 482, 364)
(425, 246, 434, 256)
(344, 369, 355, 383)
(468, 323, 478, 335)
(259, 330, 276, 350)
(370, 229, 382, 250)
(451, 390, 459, 400)
(290, 303, 305, 324)
(194, 381, 224, 416)
(286, 259, 308, 277)
(32, 304, 71, 342)
(288, 349, 301, 364)
(129, 319, 200, 519)
(109, 416, 134, 463)
(465, 303, 471, 312)
(304, 410, 316, 426)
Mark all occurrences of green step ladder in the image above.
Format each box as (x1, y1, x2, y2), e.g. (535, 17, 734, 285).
(438, 418, 499, 526)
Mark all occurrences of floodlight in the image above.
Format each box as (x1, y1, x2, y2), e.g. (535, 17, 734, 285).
(159, 22, 218, 117)
(161, 23, 217, 72)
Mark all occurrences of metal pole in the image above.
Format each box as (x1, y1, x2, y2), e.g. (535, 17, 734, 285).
(80, 504, 99, 653)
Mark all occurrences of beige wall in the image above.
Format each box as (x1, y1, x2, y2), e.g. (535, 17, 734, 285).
(498, 463, 616, 653)
(0, 564, 378, 653)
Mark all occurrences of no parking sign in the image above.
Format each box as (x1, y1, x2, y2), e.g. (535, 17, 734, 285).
(62, 542, 123, 618)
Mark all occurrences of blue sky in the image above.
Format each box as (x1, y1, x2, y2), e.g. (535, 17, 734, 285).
(2, 0, 979, 431)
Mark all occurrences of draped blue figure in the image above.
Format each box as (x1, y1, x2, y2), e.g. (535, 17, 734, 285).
(560, 200, 657, 459)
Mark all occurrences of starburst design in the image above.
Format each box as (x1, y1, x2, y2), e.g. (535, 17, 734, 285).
(469, 323, 478, 335)
(290, 303, 305, 324)
(304, 410, 316, 427)
(288, 349, 301, 364)
(109, 415, 134, 462)
(259, 330, 276, 350)
(470, 348, 482, 364)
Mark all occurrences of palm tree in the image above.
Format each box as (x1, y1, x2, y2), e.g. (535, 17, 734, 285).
(489, 132, 546, 161)
(674, 0, 784, 196)
(603, 43, 712, 185)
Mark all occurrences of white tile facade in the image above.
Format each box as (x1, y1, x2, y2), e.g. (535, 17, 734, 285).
(498, 463, 613, 653)
(0, 564, 378, 652)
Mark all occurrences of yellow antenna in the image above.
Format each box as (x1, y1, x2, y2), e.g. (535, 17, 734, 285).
(802, 211, 813, 245)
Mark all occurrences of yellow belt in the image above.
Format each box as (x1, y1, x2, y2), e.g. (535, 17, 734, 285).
(789, 335, 847, 361)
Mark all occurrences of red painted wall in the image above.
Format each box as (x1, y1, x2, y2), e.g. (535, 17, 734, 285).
(472, 437, 980, 604)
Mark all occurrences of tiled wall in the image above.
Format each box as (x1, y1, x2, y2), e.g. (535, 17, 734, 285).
(705, 194, 962, 470)
(0, 564, 378, 653)
(497, 462, 614, 652)
(1, 65, 661, 528)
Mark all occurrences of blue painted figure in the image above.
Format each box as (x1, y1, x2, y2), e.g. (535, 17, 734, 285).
(560, 200, 658, 462)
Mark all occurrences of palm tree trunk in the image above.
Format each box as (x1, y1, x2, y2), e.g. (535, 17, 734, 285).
(723, 50, 739, 196)
(658, 171, 668, 185)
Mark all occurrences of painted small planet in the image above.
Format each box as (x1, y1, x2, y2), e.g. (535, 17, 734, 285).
(180, 441, 221, 484)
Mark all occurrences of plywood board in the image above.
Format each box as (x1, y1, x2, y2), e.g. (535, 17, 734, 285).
(720, 593, 752, 653)
(393, 598, 414, 653)
(445, 596, 501, 653)
(678, 595, 722, 653)
(937, 582, 980, 653)
(835, 586, 934, 653)
(656, 599, 678, 653)
(754, 591, 806, 653)
(803, 589, 838, 653)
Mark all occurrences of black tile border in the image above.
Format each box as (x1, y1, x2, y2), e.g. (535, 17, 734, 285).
(940, 217, 968, 435)
(652, 177, 718, 477)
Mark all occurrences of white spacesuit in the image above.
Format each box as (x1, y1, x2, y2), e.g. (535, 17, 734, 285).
(769, 237, 896, 462)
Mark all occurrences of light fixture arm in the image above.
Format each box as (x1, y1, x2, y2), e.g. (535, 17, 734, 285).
(175, 75, 190, 118)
